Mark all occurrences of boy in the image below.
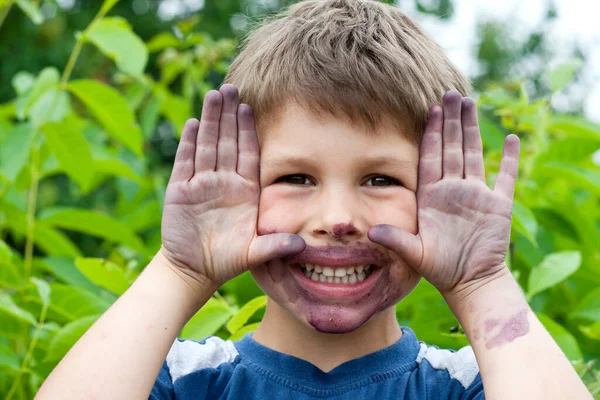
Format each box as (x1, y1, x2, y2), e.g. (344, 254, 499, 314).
(37, 0, 591, 399)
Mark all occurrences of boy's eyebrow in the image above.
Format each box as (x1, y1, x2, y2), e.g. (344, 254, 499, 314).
(261, 155, 321, 169)
(261, 155, 415, 171)
(354, 155, 416, 171)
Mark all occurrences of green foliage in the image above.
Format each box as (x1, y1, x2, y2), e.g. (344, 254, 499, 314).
(0, 2, 599, 398)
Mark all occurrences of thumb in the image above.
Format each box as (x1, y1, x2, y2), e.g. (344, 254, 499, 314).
(247, 233, 306, 267)
(368, 224, 422, 268)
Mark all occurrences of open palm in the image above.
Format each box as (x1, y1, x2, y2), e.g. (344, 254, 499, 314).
(369, 91, 520, 295)
(161, 85, 304, 287)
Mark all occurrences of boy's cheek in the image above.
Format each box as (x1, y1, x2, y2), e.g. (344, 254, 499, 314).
(257, 189, 305, 234)
(367, 194, 418, 234)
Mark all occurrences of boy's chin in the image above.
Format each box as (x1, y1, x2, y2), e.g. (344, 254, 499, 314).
(301, 306, 376, 334)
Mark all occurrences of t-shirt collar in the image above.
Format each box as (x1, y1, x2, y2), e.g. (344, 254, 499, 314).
(233, 326, 420, 385)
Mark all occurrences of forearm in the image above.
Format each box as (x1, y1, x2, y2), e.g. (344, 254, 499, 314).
(36, 251, 218, 400)
(444, 268, 591, 400)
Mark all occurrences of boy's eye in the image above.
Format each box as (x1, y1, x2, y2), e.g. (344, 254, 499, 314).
(364, 175, 401, 187)
(275, 174, 312, 185)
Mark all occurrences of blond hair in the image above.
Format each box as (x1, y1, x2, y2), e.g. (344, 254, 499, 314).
(224, 0, 472, 143)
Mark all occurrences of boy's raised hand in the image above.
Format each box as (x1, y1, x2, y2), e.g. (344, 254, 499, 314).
(160, 84, 305, 288)
(369, 90, 520, 297)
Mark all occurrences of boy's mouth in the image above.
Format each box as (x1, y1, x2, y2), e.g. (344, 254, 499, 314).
(296, 264, 375, 285)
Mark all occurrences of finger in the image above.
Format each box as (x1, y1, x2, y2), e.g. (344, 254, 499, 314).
(461, 98, 485, 181)
(195, 90, 222, 172)
(493, 134, 520, 199)
(216, 84, 239, 171)
(237, 104, 260, 182)
(442, 90, 464, 178)
(418, 105, 443, 187)
(368, 224, 422, 268)
(170, 118, 199, 183)
(248, 234, 306, 267)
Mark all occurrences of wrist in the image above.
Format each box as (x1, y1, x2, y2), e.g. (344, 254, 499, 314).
(442, 266, 531, 342)
(152, 249, 219, 313)
(441, 263, 513, 307)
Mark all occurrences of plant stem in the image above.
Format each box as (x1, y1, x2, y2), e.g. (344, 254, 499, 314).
(23, 140, 40, 283)
(59, 39, 84, 90)
(5, 304, 48, 400)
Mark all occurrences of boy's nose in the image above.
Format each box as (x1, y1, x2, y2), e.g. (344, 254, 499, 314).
(313, 222, 361, 242)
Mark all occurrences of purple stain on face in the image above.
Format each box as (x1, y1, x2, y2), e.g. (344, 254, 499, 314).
(332, 223, 358, 239)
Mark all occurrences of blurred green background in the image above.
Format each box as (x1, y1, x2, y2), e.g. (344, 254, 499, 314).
(1, 0, 599, 398)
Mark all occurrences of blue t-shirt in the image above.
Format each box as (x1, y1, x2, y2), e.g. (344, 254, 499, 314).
(150, 326, 484, 399)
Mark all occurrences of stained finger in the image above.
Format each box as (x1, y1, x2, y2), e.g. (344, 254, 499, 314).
(216, 84, 239, 171)
(195, 90, 222, 172)
(418, 106, 443, 187)
(442, 90, 464, 178)
(170, 119, 199, 183)
(461, 98, 485, 181)
(493, 134, 520, 199)
(237, 104, 260, 182)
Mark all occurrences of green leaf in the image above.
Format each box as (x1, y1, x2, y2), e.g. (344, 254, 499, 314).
(538, 137, 600, 163)
(34, 222, 83, 257)
(146, 32, 181, 53)
(75, 258, 131, 296)
(547, 59, 583, 93)
(180, 298, 233, 340)
(512, 201, 537, 246)
(11, 71, 35, 95)
(478, 114, 506, 151)
(93, 158, 143, 183)
(43, 117, 94, 192)
(122, 199, 161, 232)
(0, 123, 35, 182)
(0, 292, 37, 326)
(527, 251, 581, 299)
(535, 162, 600, 196)
(157, 90, 190, 137)
(578, 321, 600, 340)
(30, 277, 51, 309)
(48, 284, 111, 323)
(140, 96, 161, 139)
(228, 322, 260, 341)
(68, 80, 143, 155)
(99, 0, 121, 15)
(15, 67, 60, 120)
(536, 313, 582, 361)
(45, 316, 98, 362)
(85, 17, 148, 76)
(548, 115, 600, 139)
(226, 296, 267, 335)
(29, 88, 71, 128)
(0, 344, 20, 371)
(0, 240, 22, 288)
(38, 207, 145, 252)
(15, 0, 44, 24)
(43, 257, 101, 294)
(572, 287, 600, 322)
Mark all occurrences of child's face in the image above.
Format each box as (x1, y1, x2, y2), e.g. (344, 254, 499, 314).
(251, 102, 422, 334)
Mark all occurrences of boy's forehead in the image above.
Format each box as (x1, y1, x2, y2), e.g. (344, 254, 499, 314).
(258, 102, 419, 172)
(257, 100, 414, 143)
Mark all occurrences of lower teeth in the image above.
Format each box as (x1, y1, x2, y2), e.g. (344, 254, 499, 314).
(300, 266, 373, 285)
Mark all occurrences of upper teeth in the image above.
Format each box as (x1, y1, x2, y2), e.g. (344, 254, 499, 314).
(305, 264, 366, 276)
(299, 264, 373, 284)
